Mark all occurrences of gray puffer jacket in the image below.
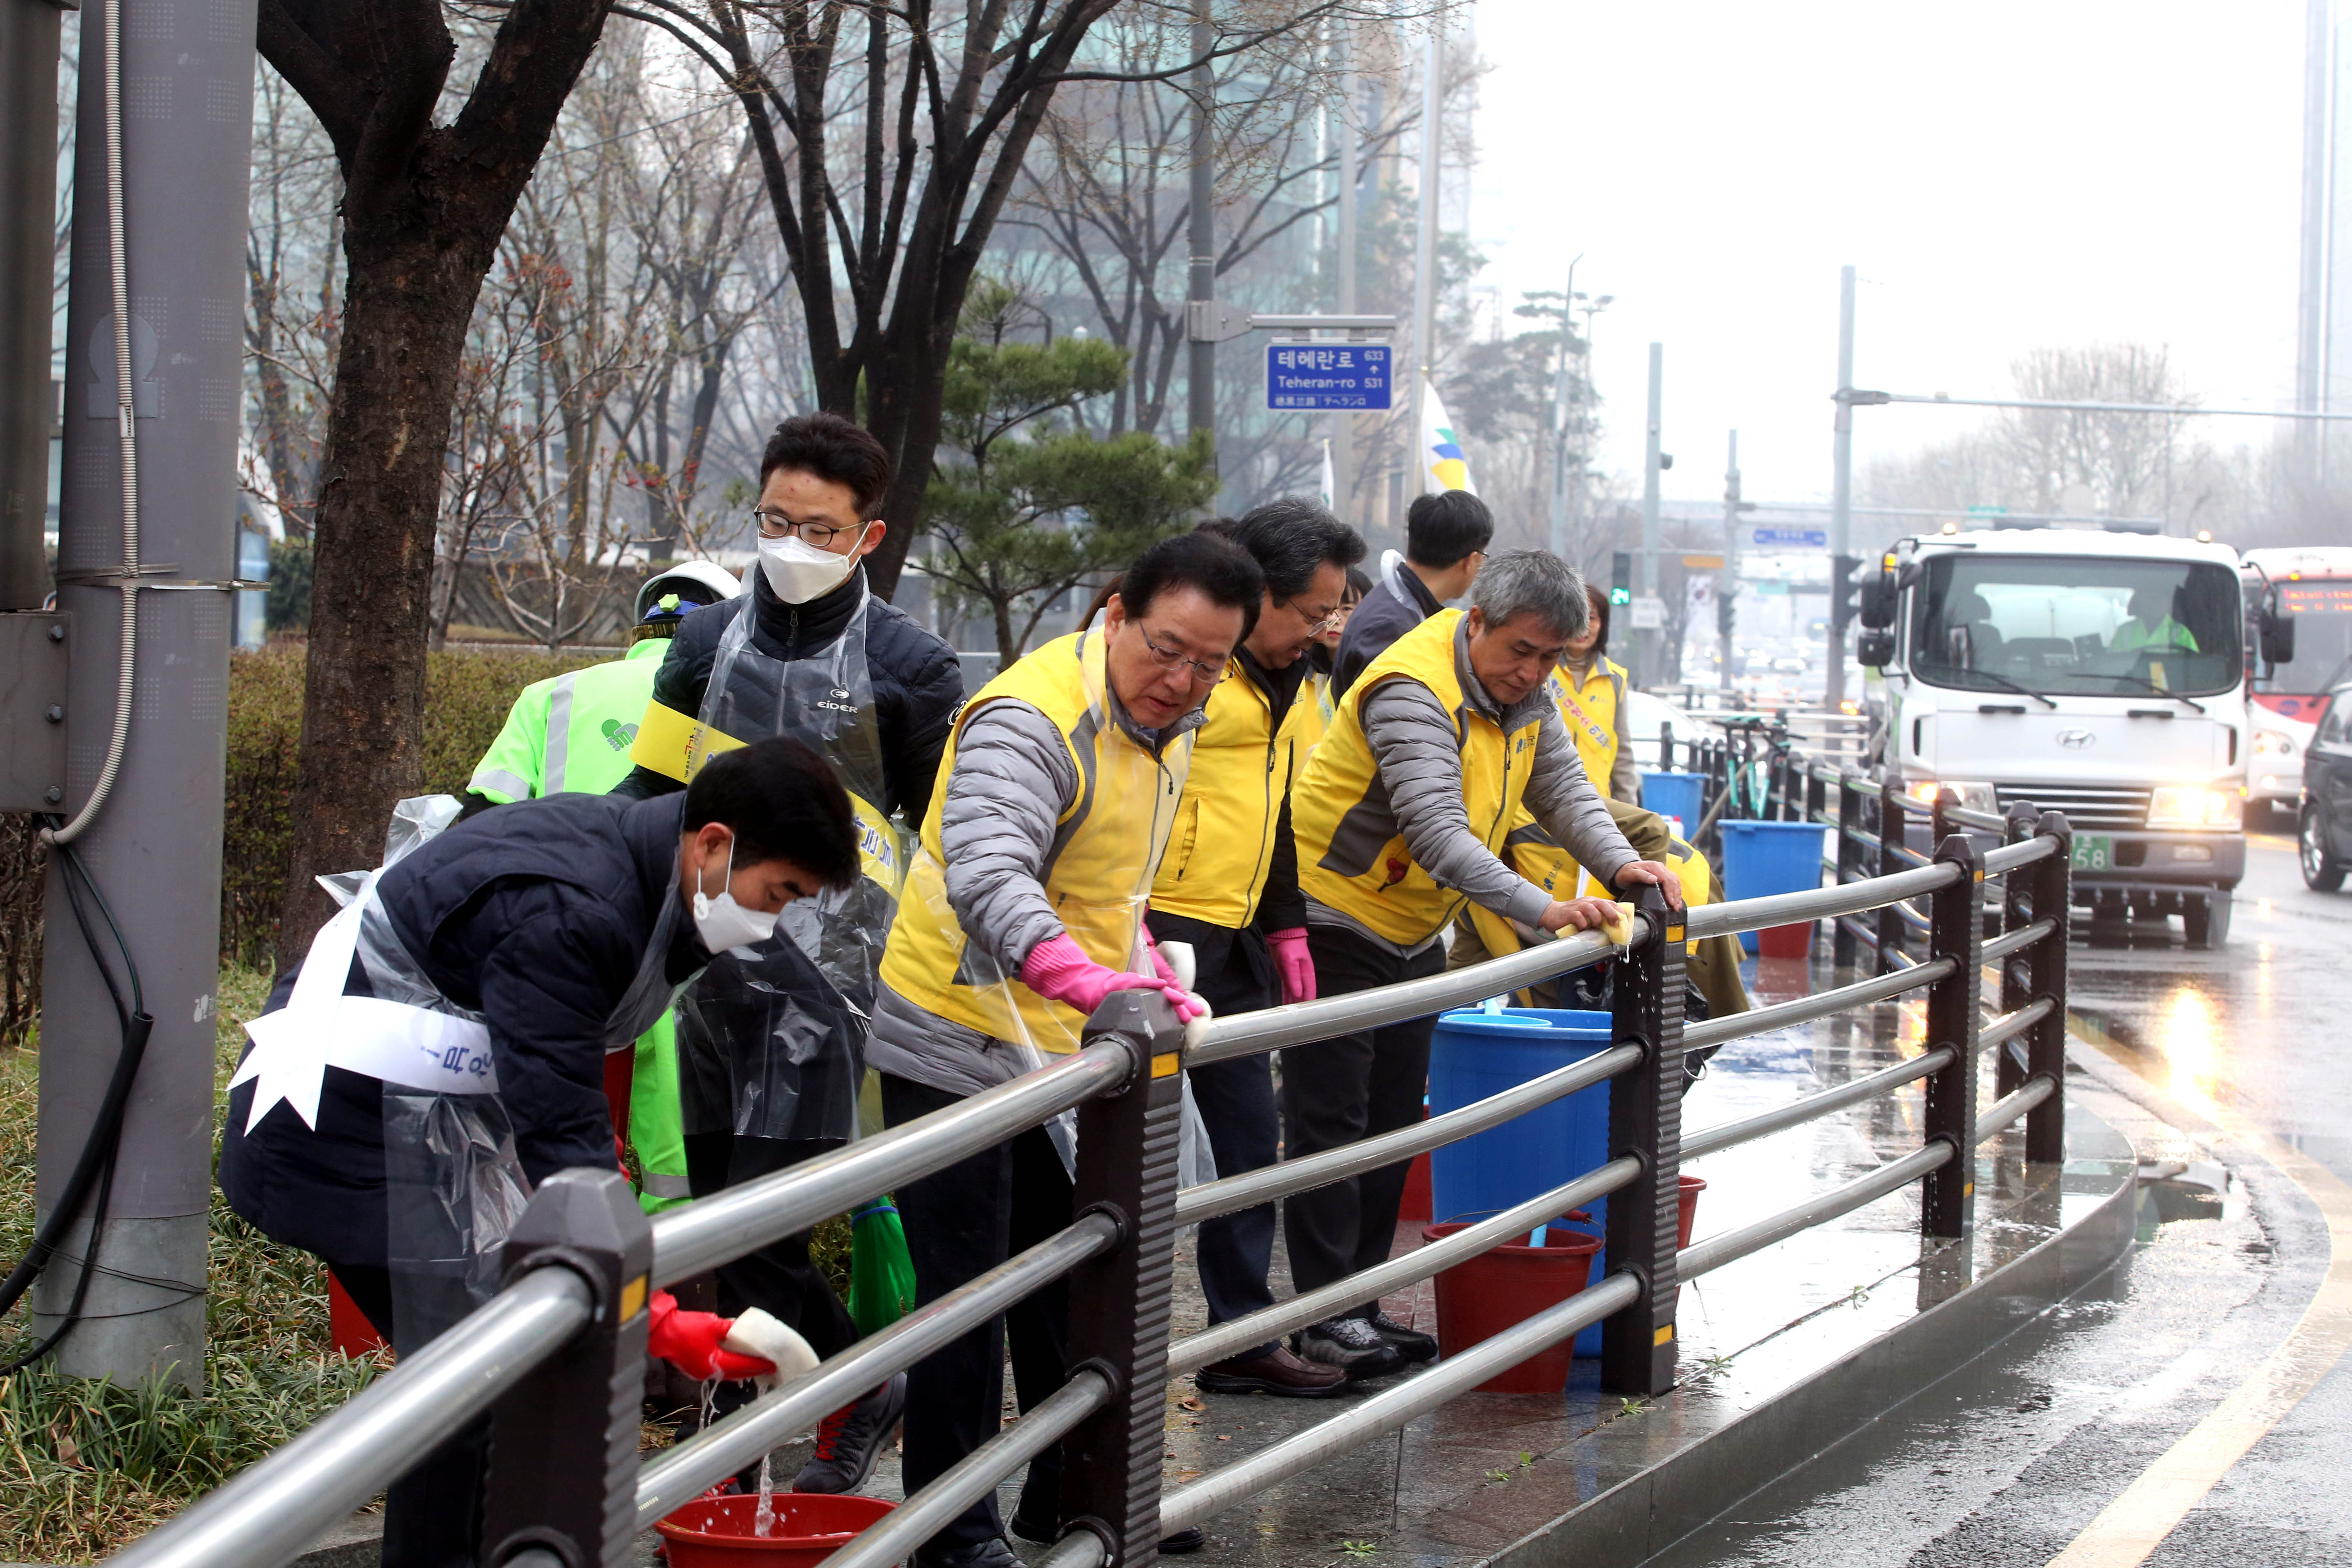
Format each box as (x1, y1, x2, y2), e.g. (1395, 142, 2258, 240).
(868, 683, 1204, 1098)
(1306, 617, 1638, 954)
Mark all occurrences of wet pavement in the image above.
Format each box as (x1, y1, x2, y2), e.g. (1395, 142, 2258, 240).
(1649, 832, 2352, 1567)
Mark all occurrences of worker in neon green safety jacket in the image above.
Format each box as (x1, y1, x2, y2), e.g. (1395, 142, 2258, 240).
(465, 559, 743, 1213)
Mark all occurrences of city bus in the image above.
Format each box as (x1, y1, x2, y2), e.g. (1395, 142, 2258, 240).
(2242, 546, 2352, 724)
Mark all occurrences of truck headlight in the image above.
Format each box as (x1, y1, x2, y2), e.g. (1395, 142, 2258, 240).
(1905, 779, 1997, 814)
(2146, 786, 2243, 830)
(2254, 730, 2298, 759)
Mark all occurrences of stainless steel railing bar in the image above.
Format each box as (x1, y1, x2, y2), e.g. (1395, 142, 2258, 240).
(1186, 927, 1626, 1065)
(1982, 836, 2060, 873)
(1158, 1274, 1642, 1533)
(108, 1268, 593, 1568)
(1174, 1048, 1641, 1226)
(652, 1044, 1131, 1285)
(1679, 1142, 1953, 1280)
(1975, 997, 2055, 1054)
(1679, 958, 1952, 1054)
(1167, 1157, 1643, 1376)
(635, 1213, 1120, 1526)
(1681, 862, 1961, 941)
(1979, 918, 2057, 963)
(822, 1372, 1112, 1568)
(1975, 1077, 2056, 1144)
(1682, 1047, 1955, 1161)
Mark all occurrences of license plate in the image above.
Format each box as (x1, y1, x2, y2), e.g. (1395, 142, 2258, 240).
(2071, 834, 2113, 871)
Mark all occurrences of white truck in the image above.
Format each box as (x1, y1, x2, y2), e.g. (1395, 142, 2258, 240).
(1853, 526, 2291, 949)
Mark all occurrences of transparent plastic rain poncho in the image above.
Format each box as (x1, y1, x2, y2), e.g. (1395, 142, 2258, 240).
(673, 592, 896, 1144)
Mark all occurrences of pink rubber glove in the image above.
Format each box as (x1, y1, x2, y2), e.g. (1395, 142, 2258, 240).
(1021, 933, 1200, 1022)
(1264, 927, 1316, 1006)
(647, 1289, 774, 1382)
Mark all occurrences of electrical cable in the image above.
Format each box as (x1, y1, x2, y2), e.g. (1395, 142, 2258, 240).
(42, 0, 140, 850)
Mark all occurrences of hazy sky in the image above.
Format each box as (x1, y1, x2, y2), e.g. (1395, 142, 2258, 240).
(1470, 2, 2308, 515)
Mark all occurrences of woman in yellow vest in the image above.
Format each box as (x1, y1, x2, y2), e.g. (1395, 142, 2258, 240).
(1297, 564, 1371, 758)
(1284, 552, 1683, 1370)
(1556, 581, 1642, 804)
(869, 532, 1263, 1567)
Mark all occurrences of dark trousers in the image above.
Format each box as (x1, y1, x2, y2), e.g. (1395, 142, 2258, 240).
(1152, 913, 1282, 1360)
(683, 1133, 866, 1435)
(1280, 925, 1444, 1314)
(336, 1265, 486, 1568)
(882, 1072, 1073, 1553)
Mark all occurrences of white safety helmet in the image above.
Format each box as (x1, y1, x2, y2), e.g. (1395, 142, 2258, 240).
(636, 559, 743, 623)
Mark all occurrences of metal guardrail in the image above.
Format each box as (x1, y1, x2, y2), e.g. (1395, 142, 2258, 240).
(109, 736, 2076, 1568)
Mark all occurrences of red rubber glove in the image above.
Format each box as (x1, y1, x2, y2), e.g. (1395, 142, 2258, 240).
(1264, 927, 1316, 1006)
(646, 1289, 775, 1381)
(1021, 933, 1200, 1022)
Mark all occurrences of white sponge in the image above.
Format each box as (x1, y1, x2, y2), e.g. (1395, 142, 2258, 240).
(722, 1307, 820, 1390)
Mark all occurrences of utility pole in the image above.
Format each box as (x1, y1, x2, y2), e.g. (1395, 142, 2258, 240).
(1826, 264, 1855, 715)
(1332, 21, 1358, 521)
(1187, 13, 1216, 450)
(0, 0, 62, 611)
(1547, 255, 1582, 558)
(38, 0, 256, 1388)
(1638, 341, 1664, 689)
(1720, 431, 1743, 686)
(1409, 24, 1440, 496)
(2297, 0, 2331, 484)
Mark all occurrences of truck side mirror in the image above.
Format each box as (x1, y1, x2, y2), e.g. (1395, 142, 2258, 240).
(1856, 627, 1896, 667)
(1858, 573, 1895, 629)
(2261, 611, 2296, 668)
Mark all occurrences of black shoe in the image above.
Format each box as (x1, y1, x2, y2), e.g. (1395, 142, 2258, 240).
(1293, 1316, 1403, 1379)
(1365, 1310, 1438, 1364)
(1007, 1508, 1056, 1546)
(1195, 1345, 1349, 1398)
(1160, 1526, 1207, 1554)
(913, 1537, 1023, 1568)
(792, 1372, 908, 1494)
(1009, 1514, 1202, 1556)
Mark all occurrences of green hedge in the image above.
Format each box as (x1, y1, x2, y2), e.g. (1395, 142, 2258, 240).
(5, 646, 607, 1040)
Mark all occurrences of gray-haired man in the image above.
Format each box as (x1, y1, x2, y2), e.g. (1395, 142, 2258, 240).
(1283, 550, 1684, 1375)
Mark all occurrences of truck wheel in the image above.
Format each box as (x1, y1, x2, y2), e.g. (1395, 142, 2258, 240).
(2183, 892, 2231, 950)
(2303, 806, 2347, 893)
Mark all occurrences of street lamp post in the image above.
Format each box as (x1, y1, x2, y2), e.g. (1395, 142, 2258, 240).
(1547, 255, 1582, 557)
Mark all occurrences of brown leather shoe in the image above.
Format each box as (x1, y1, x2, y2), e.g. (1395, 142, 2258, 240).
(1195, 1345, 1349, 1397)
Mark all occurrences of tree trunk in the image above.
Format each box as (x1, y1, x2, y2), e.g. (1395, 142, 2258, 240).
(273, 234, 487, 970)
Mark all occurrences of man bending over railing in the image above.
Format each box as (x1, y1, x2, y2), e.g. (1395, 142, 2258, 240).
(1285, 549, 1685, 1374)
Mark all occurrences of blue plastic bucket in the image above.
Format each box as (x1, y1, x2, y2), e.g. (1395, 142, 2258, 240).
(1428, 1007, 1614, 1354)
(1638, 771, 1705, 838)
(1717, 820, 1830, 953)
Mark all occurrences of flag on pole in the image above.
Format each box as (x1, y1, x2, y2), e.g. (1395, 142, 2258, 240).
(1319, 439, 1336, 508)
(1420, 377, 1476, 494)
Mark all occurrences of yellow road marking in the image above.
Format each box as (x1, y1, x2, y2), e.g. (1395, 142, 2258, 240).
(2045, 1032, 2352, 1568)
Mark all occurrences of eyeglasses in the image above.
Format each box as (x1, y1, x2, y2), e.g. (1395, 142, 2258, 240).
(750, 509, 860, 548)
(1136, 625, 1229, 685)
(1284, 599, 1347, 635)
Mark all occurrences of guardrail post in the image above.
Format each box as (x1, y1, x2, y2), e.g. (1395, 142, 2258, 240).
(1832, 773, 1862, 970)
(1602, 883, 1684, 1397)
(1921, 835, 1984, 1239)
(2025, 811, 2073, 1164)
(1058, 992, 1187, 1567)
(479, 1168, 653, 1568)
(1875, 766, 1906, 973)
(1994, 802, 2036, 1100)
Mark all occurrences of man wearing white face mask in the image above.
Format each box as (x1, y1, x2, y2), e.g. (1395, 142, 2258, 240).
(613, 412, 963, 1494)
(220, 737, 860, 1568)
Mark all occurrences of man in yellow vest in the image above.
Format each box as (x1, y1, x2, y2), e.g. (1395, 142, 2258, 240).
(1146, 501, 1366, 1399)
(1286, 550, 1684, 1374)
(871, 531, 1266, 1568)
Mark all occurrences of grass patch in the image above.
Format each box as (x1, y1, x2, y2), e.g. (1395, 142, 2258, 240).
(0, 963, 388, 1564)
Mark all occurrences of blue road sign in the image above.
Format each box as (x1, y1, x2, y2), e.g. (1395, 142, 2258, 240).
(1267, 343, 1393, 410)
(1747, 526, 1829, 549)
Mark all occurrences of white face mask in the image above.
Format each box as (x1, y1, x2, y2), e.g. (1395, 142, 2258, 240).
(690, 837, 779, 953)
(758, 526, 869, 604)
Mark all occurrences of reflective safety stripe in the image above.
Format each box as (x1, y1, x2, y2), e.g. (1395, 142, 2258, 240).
(468, 767, 533, 803)
(638, 1170, 693, 1198)
(542, 672, 579, 794)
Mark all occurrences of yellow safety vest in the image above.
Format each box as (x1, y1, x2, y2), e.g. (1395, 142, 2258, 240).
(1151, 658, 1316, 928)
(1294, 610, 1542, 948)
(1465, 809, 1715, 981)
(879, 631, 1192, 1054)
(1555, 657, 1626, 789)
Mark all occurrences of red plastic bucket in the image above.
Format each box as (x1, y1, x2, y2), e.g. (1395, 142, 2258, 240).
(1756, 921, 1813, 958)
(1677, 1174, 1707, 1249)
(656, 1493, 896, 1568)
(1422, 1223, 1604, 1394)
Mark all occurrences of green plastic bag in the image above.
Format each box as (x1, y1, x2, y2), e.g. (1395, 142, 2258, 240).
(848, 1198, 918, 1336)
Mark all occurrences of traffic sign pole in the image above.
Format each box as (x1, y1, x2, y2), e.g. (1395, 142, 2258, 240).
(1827, 264, 1856, 712)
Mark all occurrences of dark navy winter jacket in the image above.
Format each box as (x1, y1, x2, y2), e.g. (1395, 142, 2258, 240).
(218, 793, 705, 1270)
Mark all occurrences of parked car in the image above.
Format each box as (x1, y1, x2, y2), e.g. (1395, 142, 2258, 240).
(2250, 701, 2317, 824)
(2300, 685, 2352, 891)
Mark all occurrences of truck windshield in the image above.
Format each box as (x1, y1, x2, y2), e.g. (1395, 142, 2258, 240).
(1910, 554, 2243, 699)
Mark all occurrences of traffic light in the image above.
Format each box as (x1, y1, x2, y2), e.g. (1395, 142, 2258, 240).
(1830, 553, 1860, 643)
(1610, 551, 1632, 608)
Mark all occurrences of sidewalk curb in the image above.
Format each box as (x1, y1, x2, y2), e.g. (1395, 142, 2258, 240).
(1483, 1099, 2141, 1568)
